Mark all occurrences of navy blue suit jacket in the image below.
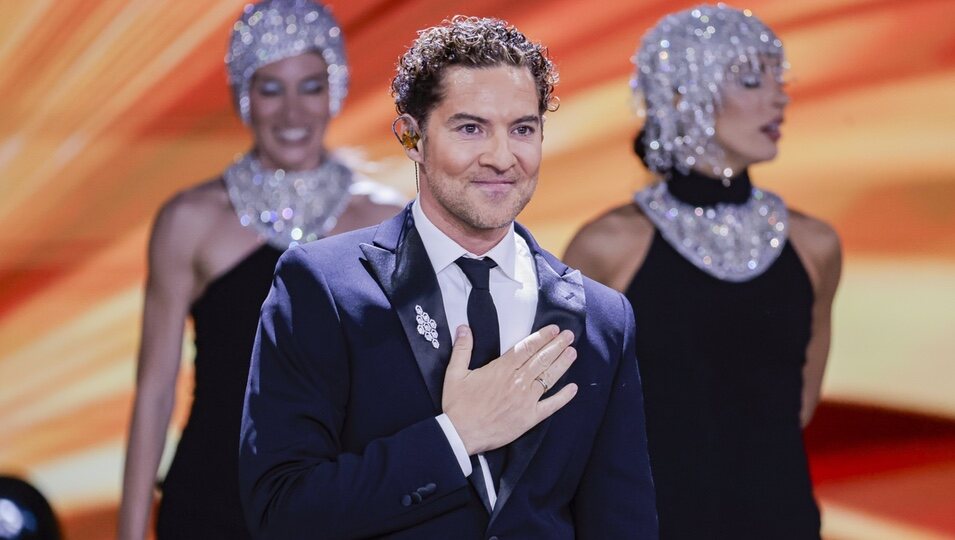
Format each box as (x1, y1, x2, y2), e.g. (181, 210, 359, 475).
(239, 207, 657, 539)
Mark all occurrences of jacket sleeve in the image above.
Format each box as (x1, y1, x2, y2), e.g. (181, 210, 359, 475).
(238, 247, 470, 539)
(573, 292, 659, 538)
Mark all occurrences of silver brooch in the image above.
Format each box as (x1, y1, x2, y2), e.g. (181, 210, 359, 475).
(415, 305, 439, 349)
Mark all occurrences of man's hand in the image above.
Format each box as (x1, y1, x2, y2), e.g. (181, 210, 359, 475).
(442, 324, 578, 455)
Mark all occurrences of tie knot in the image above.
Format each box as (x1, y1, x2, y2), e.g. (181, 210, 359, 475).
(455, 256, 497, 290)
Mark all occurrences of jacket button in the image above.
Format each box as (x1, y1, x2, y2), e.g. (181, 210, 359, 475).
(488, 536, 499, 540)
(418, 482, 437, 496)
(401, 494, 412, 507)
(411, 492, 423, 503)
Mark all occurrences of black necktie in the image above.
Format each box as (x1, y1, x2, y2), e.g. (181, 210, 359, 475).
(454, 256, 506, 494)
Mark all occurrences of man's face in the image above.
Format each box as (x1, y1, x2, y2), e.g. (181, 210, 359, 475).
(417, 64, 542, 238)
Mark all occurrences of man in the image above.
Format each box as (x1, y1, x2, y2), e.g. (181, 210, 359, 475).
(239, 16, 657, 539)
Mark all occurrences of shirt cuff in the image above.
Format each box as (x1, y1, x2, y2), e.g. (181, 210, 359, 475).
(435, 414, 472, 477)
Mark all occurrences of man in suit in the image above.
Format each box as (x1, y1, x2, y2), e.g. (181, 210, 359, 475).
(239, 15, 657, 539)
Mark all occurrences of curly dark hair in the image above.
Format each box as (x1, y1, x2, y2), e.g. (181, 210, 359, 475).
(391, 15, 559, 125)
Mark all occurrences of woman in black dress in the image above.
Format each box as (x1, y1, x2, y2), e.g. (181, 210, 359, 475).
(117, 1, 402, 538)
(564, 5, 841, 538)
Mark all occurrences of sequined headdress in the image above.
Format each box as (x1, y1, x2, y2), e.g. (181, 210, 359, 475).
(632, 4, 785, 176)
(226, 0, 349, 124)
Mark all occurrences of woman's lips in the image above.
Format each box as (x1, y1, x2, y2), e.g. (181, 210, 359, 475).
(275, 127, 309, 143)
(760, 119, 783, 143)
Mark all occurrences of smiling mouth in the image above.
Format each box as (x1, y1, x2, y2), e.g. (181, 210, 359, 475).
(760, 118, 783, 142)
(275, 127, 310, 143)
(472, 178, 516, 194)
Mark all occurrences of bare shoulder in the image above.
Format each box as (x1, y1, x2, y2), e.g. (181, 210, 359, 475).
(789, 210, 841, 265)
(150, 178, 230, 259)
(571, 204, 653, 250)
(564, 203, 655, 292)
(788, 209, 842, 293)
(335, 178, 407, 232)
(350, 193, 405, 222)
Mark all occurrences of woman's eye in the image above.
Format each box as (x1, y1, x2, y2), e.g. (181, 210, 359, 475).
(301, 78, 326, 94)
(257, 81, 283, 96)
(740, 74, 761, 88)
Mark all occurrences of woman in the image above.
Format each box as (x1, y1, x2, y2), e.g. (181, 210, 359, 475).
(118, 1, 402, 538)
(564, 5, 841, 538)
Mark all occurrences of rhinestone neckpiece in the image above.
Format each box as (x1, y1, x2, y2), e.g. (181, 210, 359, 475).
(635, 181, 789, 282)
(223, 152, 353, 249)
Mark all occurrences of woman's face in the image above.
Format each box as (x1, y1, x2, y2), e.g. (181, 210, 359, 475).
(710, 57, 789, 173)
(249, 52, 330, 171)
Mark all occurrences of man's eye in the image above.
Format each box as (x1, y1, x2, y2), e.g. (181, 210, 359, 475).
(301, 79, 326, 94)
(514, 125, 535, 136)
(257, 81, 283, 96)
(459, 124, 480, 135)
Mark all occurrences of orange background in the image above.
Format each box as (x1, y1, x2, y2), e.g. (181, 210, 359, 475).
(1, 1, 953, 538)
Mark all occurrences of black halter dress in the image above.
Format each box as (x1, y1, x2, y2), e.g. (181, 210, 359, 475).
(156, 244, 283, 539)
(625, 169, 821, 539)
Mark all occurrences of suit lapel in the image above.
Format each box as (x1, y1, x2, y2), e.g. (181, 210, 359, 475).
(361, 213, 586, 518)
(489, 223, 587, 524)
(360, 207, 494, 513)
(359, 206, 452, 411)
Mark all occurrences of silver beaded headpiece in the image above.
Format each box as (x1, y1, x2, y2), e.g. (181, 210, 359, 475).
(226, 0, 349, 124)
(632, 4, 785, 176)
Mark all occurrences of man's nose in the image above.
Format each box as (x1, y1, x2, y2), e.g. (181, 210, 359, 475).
(480, 130, 517, 171)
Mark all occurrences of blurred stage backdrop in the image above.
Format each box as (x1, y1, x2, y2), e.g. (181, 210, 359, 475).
(0, 0, 953, 538)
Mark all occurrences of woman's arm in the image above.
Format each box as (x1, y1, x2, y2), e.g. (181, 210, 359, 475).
(117, 195, 202, 540)
(789, 212, 843, 427)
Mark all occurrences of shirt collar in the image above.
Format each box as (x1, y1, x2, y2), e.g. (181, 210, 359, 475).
(412, 198, 519, 282)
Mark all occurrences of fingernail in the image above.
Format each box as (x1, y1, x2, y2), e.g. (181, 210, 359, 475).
(457, 325, 469, 338)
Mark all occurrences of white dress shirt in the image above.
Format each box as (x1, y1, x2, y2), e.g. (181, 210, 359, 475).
(413, 199, 538, 508)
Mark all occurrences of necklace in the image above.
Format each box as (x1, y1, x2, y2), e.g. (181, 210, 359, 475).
(223, 152, 353, 249)
(634, 181, 788, 282)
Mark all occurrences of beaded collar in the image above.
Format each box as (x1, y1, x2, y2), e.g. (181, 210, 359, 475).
(634, 169, 788, 282)
(223, 152, 353, 249)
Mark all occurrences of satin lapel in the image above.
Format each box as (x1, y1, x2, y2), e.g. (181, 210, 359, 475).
(489, 223, 587, 524)
(360, 207, 493, 513)
(359, 208, 451, 411)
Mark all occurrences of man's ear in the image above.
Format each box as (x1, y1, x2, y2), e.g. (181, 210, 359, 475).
(392, 115, 423, 163)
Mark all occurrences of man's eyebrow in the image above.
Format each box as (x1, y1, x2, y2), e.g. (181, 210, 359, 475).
(446, 113, 488, 125)
(511, 115, 541, 126)
(444, 113, 541, 126)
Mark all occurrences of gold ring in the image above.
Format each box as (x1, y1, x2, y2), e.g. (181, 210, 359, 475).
(535, 376, 549, 391)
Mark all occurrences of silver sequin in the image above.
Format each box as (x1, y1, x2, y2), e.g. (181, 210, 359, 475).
(635, 182, 788, 282)
(226, 0, 348, 123)
(631, 5, 786, 177)
(223, 152, 353, 249)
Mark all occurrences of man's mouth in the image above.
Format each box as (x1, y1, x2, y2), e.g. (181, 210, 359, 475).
(472, 178, 516, 194)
